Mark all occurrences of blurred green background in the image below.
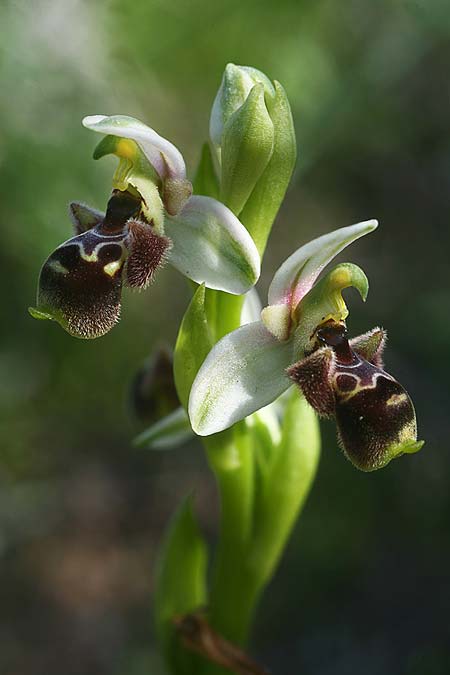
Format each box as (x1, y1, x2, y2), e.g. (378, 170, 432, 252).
(1, 0, 449, 673)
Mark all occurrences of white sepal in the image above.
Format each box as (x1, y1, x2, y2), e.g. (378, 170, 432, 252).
(188, 321, 293, 436)
(165, 195, 260, 294)
(268, 220, 378, 309)
(82, 114, 186, 180)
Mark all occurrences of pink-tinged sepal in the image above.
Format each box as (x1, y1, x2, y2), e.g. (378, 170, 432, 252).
(69, 202, 104, 234)
(350, 326, 386, 368)
(124, 219, 172, 289)
(287, 348, 336, 416)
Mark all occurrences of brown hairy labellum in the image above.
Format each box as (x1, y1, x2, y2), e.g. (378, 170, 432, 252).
(288, 321, 422, 471)
(34, 190, 172, 339)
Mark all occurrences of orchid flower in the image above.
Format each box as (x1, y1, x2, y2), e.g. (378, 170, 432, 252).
(30, 115, 260, 339)
(188, 220, 423, 471)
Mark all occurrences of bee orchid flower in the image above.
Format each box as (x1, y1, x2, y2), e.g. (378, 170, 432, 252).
(188, 220, 423, 471)
(30, 115, 260, 339)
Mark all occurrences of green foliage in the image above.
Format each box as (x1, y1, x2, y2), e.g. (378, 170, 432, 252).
(174, 284, 212, 410)
(251, 392, 321, 584)
(154, 497, 208, 674)
(193, 143, 220, 199)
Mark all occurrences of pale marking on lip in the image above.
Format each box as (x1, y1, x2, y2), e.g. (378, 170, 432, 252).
(48, 260, 69, 275)
(103, 260, 123, 276)
(386, 392, 408, 406)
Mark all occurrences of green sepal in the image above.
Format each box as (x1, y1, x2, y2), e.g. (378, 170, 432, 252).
(294, 263, 369, 357)
(174, 284, 213, 410)
(250, 392, 320, 585)
(239, 81, 297, 256)
(133, 407, 193, 450)
(154, 497, 208, 674)
(193, 143, 220, 199)
(220, 83, 274, 216)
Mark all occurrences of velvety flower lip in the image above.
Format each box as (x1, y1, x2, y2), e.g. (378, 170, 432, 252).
(29, 190, 171, 339)
(288, 320, 424, 471)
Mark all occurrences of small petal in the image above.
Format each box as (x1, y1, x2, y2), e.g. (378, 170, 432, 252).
(30, 229, 127, 339)
(125, 219, 171, 289)
(260, 303, 291, 341)
(268, 220, 378, 308)
(165, 195, 260, 294)
(162, 177, 193, 216)
(350, 327, 386, 368)
(288, 347, 337, 416)
(69, 202, 104, 234)
(82, 114, 186, 180)
(188, 321, 293, 436)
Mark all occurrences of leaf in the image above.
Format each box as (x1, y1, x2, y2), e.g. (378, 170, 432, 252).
(250, 392, 320, 584)
(154, 497, 208, 674)
(174, 284, 213, 410)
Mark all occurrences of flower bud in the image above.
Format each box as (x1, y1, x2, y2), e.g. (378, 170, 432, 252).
(209, 63, 275, 150)
(129, 348, 179, 425)
(220, 83, 274, 216)
(209, 64, 297, 251)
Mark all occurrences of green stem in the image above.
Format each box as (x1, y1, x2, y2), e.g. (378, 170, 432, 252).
(205, 422, 255, 644)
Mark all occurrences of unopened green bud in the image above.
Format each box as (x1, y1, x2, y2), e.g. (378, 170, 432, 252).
(209, 64, 297, 252)
(209, 63, 275, 150)
(239, 81, 297, 255)
(220, 83, 274, 216)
